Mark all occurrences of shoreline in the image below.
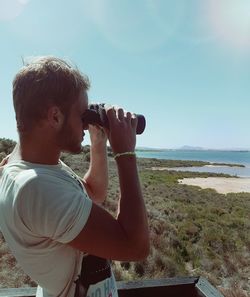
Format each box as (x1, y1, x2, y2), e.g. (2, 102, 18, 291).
(151, 163, 246, 170)
(151, 165, 250, 178)
(204, 164, 244, 168)
(150, 163, 250, 194)
(178, 177, 250, 194)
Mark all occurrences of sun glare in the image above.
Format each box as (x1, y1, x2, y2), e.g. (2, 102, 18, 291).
(0, 0, 29, 21)
(207, 0, 250, 50)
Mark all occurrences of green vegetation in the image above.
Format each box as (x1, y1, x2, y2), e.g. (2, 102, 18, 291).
(0, 149, 249, 296)
(202, 162, 245, 168)
(137, 157, 245, 168)
(0, 138, 16, 161)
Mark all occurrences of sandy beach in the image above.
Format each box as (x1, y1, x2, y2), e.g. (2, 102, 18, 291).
(179, 177, 250, 194)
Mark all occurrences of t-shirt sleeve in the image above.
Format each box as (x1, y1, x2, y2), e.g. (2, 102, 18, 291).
(16, 175, 92, 243)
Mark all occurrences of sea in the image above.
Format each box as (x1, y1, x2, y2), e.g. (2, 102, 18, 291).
(136, 150, 250, 177)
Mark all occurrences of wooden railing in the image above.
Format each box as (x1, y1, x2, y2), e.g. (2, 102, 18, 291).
(0, 277, 224, 297)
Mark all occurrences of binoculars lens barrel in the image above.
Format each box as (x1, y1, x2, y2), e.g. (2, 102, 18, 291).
(82, 103, 146, 135)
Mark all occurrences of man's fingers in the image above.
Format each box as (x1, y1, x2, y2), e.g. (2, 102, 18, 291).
(131, 113, 138, 129)
(117, 108, 124, 121)
(105, 106, 116, 123)
(125, 111, 132, 121)
(106, 106, 137, 130)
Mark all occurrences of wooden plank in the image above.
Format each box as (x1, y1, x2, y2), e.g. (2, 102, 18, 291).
(117, 276, 199, 290)
(117, 277, 199, 297)
(0, 277, 222, 297)
(118, 284, 197, 297)
(0, 287, 36, 297)
(195, 277, 224, 297)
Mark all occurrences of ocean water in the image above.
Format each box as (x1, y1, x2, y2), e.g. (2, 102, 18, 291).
(136, 150, 250, 177)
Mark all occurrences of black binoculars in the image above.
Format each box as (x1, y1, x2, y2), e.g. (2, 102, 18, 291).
(82, 103, 146, 135)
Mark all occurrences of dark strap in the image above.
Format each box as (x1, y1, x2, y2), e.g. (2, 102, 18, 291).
(74, 255, 111, 297)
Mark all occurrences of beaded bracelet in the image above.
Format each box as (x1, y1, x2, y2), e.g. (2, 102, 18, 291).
(113, 151, 136, 160)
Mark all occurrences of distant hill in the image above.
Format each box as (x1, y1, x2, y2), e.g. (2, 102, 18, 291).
(137, 145, 250, 152)
(178, 145, 204, 151)
(136, 147, 167, 152)
(136, 146, 205, 151)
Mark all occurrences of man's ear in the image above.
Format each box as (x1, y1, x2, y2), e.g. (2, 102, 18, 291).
(47, 106, 64, 129)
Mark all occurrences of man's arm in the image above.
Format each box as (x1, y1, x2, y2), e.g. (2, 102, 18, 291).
(68, 107, 150, 261)
(82, 125, 108, 204)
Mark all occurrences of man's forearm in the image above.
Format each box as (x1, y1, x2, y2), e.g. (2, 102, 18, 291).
(116, 155, 149, 257)
(83, 143, 108, 203)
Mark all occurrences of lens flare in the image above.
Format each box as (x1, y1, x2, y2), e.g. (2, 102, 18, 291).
(18, 0, 30, 4)
(207, 0, 250, 50)
(148, 0, 217, 45)
(0, 0, 29, 21)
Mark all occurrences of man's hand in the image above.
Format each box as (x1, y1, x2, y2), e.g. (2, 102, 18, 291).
(105, 106, 138, 154)
(88, 124, 107, 148)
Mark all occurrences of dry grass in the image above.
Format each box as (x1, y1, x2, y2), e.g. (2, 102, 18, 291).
(220, 284, 249, 297)
(0, 233, 36, 288)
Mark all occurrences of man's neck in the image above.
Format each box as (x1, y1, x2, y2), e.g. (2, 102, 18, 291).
(19, 136, 61, 165)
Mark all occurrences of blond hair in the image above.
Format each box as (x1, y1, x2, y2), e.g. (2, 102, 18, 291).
(13, 56, 90, 134)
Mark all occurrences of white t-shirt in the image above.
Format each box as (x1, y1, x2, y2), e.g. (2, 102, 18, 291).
(0, 160, 94, 297)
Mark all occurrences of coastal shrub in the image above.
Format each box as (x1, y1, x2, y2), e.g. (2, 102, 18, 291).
(133, 261, 145, 277)
(0, 152, 6, 162)
(84, 152, 90, 162)
(82, 145, 90, 154)
(0, 138, 16, 155)
(220, 285, 249, 297)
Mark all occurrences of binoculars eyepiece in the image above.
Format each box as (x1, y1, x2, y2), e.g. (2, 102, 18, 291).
(82, 103, 146, 135)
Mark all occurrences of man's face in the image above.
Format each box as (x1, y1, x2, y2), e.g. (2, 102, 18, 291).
(58, 90, 89, 154)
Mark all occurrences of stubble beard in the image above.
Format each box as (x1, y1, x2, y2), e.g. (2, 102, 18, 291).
(57, 120, 83, 154)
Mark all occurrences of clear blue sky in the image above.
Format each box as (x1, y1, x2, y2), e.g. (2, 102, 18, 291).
(0, 0, 250, 149)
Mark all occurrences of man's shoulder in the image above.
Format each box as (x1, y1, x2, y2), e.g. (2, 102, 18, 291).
(2, 162, 37, 184)
(4, 161, 69, 186)
(2, 161, 83, 196)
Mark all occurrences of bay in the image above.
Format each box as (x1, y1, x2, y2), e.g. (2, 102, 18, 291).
(136, 150, 250, 177)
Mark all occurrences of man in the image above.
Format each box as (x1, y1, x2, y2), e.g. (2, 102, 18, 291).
(0, 57, 149, 297)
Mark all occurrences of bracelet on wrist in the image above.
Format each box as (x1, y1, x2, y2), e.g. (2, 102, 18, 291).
(113, 151, 136, 160)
